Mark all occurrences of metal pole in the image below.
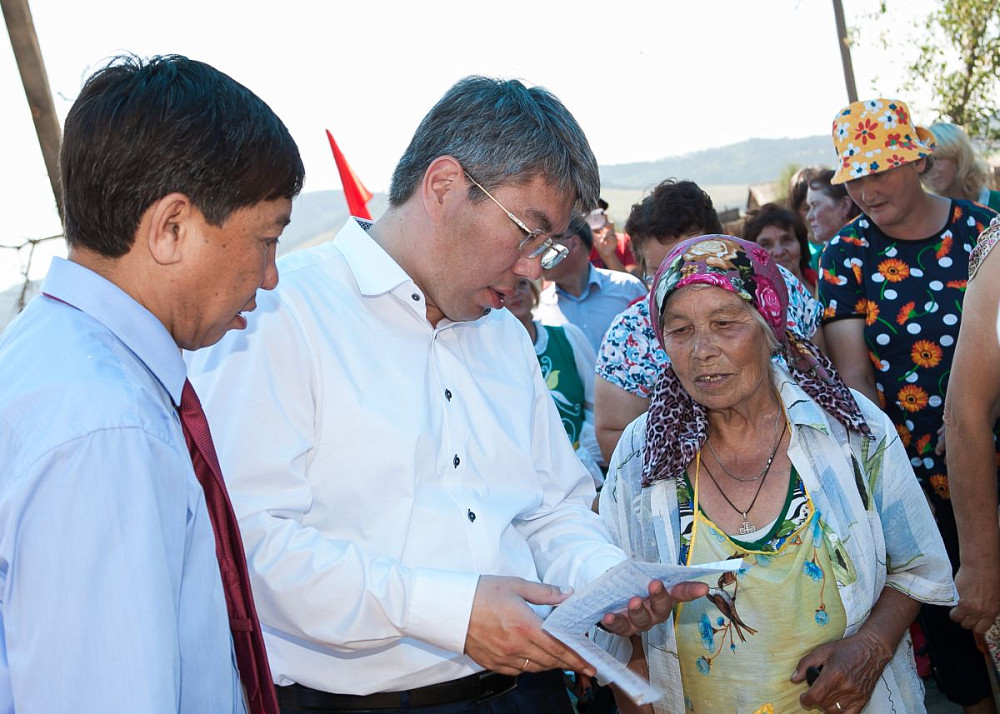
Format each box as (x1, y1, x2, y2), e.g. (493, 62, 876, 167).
(832, 0, 859, 103)
(2, 0, 63, 221)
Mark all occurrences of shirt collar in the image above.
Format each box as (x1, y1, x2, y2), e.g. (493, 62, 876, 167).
(333, 218, 497, 329)
(41, 257, 186, 405)
(773, 364, 832, 435)
(586, 264, 604, 289)
(555, 265, 603, 301)
(334, 218, 413, 297)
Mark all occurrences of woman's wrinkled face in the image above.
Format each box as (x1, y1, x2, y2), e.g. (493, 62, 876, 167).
(659, 286, 773, 411)
(806, 188, 852, 245)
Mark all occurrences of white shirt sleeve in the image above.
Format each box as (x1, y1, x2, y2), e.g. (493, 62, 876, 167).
(560, 322, 605, 473)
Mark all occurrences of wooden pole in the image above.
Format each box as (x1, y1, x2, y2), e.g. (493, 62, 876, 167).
(832, 0, 859, 103)
(2, 0, 63, 221)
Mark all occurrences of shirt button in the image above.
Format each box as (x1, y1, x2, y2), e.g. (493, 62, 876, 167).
(483, 308, 492, 315)
(444, 389, 452, 401)
(411, 293, 420, 301)
(467, 509, 476, 522)
(453, 454, 460, 468)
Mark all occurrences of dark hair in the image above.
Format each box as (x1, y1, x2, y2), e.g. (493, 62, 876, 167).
(564, 214, 593, 250)
(624, 179, 722, 249)
(808, 169, 861, 221)
(787, 166, 821, 215)
(60, 54, 305, 257)
(388, 76, 599, 212)
(743, 203, 811, 277)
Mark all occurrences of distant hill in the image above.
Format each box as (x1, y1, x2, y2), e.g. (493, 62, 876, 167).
(279, 191, 389, 255)
(600, 135, 834, 189)
(278, 135, 835, 252)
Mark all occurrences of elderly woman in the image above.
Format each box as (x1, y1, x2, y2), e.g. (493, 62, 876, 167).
(593, 181, 825, 462)
(600, 235, 955, 713)
(805, 168, 861, 249)
(819, 98, 997, 712)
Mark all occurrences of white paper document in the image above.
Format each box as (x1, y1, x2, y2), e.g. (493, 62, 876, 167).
(542, 559, 742, 705)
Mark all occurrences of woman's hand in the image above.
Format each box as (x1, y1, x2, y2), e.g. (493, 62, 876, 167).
(792, 587, 919, 713)
(951, 562, 1000, 633)
(791, 628, 892, 713)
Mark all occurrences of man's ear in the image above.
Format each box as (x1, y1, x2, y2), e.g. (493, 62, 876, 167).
(421, 156, 465, 222)
(142, 193, 195, 266)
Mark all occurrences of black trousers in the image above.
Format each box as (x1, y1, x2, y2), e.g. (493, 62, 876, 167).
(279, 670, 574, 714)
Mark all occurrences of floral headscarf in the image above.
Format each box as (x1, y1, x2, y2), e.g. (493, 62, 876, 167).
(642, 235, 871, 486)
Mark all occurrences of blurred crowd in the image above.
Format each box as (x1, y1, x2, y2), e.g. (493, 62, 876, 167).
(2, 53, 999, 714)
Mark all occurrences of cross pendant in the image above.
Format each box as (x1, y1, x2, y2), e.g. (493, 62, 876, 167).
(739, 518, 756, 535)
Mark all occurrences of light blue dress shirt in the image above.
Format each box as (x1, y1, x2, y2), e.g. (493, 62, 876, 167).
(534, 265, 647, 354)
(0, 258, 244, 713)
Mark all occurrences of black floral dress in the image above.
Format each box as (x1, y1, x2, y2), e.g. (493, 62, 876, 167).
(818, 199, 996, 506)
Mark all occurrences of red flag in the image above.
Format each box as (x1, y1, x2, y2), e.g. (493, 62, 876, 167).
(326, 130, 373, 219)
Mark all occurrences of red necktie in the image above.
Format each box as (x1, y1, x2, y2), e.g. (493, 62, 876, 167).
(178, 379, 279, 714)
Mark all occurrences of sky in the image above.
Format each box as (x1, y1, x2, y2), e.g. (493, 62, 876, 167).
(1, 0, 937, 288)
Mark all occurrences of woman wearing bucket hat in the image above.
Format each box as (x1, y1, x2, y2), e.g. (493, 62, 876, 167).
(819, 97, 997, 712)
(599, 235, 954, 714)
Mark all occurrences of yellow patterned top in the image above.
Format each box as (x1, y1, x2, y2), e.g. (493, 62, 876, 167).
(675, 465, 847, 713)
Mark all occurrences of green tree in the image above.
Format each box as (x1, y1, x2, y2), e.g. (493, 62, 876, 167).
(902, 0, 1000, 141)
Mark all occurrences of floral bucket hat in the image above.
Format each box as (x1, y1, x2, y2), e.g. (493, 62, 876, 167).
(830, 98, 935, 185)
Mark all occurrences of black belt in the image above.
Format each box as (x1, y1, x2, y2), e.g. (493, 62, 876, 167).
(277, 671, 518, 711)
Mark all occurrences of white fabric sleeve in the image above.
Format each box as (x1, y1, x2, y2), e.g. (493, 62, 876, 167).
(862, 402, 958, 606)
(562, 322, 605, 470)
(562, 322, 598, 410)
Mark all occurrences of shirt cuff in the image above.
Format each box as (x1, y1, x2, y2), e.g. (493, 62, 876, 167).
(405, 569, 481, 655)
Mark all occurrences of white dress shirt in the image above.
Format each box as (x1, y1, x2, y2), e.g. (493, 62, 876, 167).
(0, 258, 244, 714)
(187, 219, 627, 695)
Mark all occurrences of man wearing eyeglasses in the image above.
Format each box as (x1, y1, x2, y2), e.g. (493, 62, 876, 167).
(187, 75, 705, 714)
(534, 214, 647, 356)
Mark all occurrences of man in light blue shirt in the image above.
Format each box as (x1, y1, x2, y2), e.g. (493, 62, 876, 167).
(533, 215, 647, 355)
(0, 55, 303, 713)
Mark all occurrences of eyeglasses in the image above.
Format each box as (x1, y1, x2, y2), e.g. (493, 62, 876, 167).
(463, 170, 569, 269)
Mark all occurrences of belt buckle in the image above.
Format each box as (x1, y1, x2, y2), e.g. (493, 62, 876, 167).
(475, 672, 516, 703)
